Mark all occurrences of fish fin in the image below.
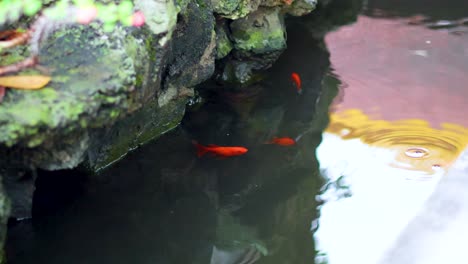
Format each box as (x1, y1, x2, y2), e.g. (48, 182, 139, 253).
(297, 89, 303, 95)
(192, 140, 208, 157)
(294, 133, 304, 142)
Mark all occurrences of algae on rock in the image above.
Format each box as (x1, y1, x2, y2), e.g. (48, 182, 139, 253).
(215, 22, 233, 59)
(216, 7, 287, 86)
(212, 0, 262, 19)
(230, 7, 286, 55)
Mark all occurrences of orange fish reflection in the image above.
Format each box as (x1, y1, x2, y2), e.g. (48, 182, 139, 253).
(265, 137, 296, 146)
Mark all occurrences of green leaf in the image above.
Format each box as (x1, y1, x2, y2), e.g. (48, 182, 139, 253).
(23, 0, 42, 16)
(121, 14, 133, 26)
(103, 22, 115, 32)
(73, 0, 93, 8)
(97, 3, 118, 24)
(117, 1, 133, 17)
(8, 1, 23, 22)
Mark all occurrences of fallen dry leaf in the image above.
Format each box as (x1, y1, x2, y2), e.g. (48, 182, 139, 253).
(0, 30, 30, 49)
(0, 75, 51, 89)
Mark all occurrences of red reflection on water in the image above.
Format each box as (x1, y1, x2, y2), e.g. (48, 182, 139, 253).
(325, 16, 468, 127)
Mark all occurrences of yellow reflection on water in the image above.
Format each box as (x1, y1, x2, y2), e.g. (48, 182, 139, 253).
(327, 109, 468, 174)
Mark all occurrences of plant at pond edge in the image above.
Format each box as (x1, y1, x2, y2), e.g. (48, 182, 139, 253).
(0, 0, 144, 31)
(0, 0, 145, 100)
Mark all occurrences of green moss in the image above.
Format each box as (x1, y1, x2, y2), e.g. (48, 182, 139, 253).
(0, 25, 136, 148)
(0, 46, 28, 67)
(217, 39, 233, 59)
(215, 24, 233, 59)
(230, 8, 286, 54)
(0, 88, 88, 147)
(232, 28, 285, 53)
(213, 0, 259, 19)
(212, 0, 240, 16)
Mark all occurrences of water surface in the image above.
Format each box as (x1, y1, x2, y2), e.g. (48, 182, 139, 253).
(315, 0, 468, 263)
(7, 13, 332, 264)
(6, 0, 468, 263)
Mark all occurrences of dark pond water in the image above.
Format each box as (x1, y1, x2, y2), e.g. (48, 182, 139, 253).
(6, 0, 468, 263)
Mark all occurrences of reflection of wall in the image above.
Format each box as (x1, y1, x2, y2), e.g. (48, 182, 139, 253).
(364, 0, 468, 20)
(316, 5, 468, 263)
(326, 15, 468, 127)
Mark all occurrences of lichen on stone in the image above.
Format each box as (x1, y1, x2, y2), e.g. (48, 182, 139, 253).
(230, 7, 286, 55)
(212, 0, 262, 19)
(285, 0, 318, 16)
(134, 0, 179, 45)
(215, 22, 234, 59)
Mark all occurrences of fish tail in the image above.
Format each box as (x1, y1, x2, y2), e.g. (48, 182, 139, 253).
(297, 88, 303, 95)
(263, 137, 277, 144)
(192, 140, 208, 157)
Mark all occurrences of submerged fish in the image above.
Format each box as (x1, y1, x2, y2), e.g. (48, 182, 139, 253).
(265, 137, 296, 146)
(193, 141, 248, 158)
(291, 72, 302, 94)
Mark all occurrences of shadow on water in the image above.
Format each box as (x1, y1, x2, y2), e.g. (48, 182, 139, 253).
(6, 9, 342, 264)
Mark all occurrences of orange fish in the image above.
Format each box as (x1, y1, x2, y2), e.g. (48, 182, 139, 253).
(265, 137, 296, 146)
(291, 72, 302, 94)
(193, 141, 248, 158)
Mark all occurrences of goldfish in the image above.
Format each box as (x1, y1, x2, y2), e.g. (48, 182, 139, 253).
(291, 72, 302, 94)
(265, 137, 296, 146)
(193, 141, 248, 158)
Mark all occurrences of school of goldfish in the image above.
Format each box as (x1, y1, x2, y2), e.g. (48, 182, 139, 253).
(192, 72, 302, 158)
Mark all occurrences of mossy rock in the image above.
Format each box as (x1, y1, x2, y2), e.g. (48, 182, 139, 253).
(0, 24, 139, 169)
(212, 0, 262, 19)
(0, 0, 213, 171)
(230, 7, 286, 55)
(215, 21, 234, 59)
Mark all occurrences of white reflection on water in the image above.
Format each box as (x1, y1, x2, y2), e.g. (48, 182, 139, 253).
(314, 133, 445, 264)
